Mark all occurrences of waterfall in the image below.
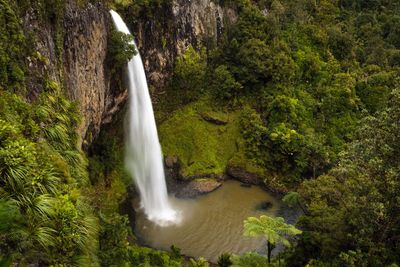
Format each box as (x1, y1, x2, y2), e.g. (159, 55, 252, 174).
(109, 10, 179, 226)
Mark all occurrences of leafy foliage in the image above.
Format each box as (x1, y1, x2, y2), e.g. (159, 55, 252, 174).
(230, 252, 268, 267)
(244, 216, 302, 247)
(172, 45, 207, 103)
(244, 215, 301, 263)
(288, 89, 400, 266)
(0, 0, 26, 91)
(218, 253, 233, 267)
(108, 30, 137, 74)
(0, 88, 97, 265)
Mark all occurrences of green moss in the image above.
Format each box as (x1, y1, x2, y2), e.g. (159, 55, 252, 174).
(228, 149, 265, 178)
(85, 169, 127, 215)
(159, 99, 241, 177)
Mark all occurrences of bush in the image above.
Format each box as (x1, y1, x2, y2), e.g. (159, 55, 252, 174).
(209, 65, 243, 101)
(108, 30, 137, 72)
(172, 45, 207, 103)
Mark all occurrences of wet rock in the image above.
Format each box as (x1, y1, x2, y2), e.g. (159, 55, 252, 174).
(175, 178, 222, 198)
(132, 0, 237, 93)
(165, 155, 183, 182)
(226, 164, 261, 185)
(256, 201, 273, 211)
(215, 173, 227, 182)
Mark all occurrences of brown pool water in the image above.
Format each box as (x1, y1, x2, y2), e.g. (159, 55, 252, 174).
(134, 180, 283, 262)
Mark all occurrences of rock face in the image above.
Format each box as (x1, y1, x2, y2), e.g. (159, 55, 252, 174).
(23, 1, 236, 146)
(63, 3, 126, 147)
(23, 2, 124, 147)
(226, 165, 262, 185)
(175, 178, 222, 198)
(133, 0, 237, 93)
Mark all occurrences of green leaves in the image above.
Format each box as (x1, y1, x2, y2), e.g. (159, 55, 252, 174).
(282, 192, 301, 208)
(0, 0, 26, 91)
(108, 30, 136, 72)
(173, 45, 207, 103)
(244, 215, 302, 248)
(243, 215, 301, 264)
(0, 87, 95, 264)
(209, 65, 243, 101)
(292, 89, 400, 265)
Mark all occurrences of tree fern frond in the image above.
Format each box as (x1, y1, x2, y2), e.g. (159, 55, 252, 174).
(244, 215, 302, 247)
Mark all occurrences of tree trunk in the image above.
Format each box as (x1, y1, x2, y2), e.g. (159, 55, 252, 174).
(267, 241, 275, 264)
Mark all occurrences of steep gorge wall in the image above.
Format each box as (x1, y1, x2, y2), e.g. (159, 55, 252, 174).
(62, 3, 125, 147)
(133, 0, 237, 93)
(22, 0, 236, 146)
(23, 1, 121, 147)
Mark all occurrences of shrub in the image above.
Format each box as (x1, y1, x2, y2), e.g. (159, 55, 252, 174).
(108, 30, 137, 72)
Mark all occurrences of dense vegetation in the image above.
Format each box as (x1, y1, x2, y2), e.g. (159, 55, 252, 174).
(157, 0, 400, 265)
(1, 0, 400, 266)
(0, 0, 188, 266)
(165, 0, 400, 189)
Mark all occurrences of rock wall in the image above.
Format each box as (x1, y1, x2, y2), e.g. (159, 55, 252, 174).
(23, 2, 125, 147)
(23, 0, 236, 147)
(62, 3, 127, 148)
(133, 0, 237, 93)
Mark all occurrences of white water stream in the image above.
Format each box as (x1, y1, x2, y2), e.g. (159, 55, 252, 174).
(110, 10, 179, 226)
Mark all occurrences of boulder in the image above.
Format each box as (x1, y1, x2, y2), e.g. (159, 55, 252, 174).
(256, 201, 273, 211)
(165, 155, 179, 168)
(226, 164, 261, 185)
(175, 178, 222, 198)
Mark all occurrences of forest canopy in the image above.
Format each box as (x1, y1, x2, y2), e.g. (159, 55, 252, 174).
(0, 0, 400, 266)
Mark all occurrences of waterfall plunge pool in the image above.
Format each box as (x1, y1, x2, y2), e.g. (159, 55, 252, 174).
(134, 180, 300, 263)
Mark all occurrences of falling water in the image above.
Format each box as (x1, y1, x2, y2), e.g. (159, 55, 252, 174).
(109, 10, 179, 225)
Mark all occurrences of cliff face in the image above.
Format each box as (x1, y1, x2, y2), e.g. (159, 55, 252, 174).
(23, 0, 236, 146)
(133, 0, 237, 93)
(23, 2, 122, 147)
(63, 3, 119, 146)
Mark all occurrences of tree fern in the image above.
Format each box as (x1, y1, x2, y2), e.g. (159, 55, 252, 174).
(244, 215, 302, 263)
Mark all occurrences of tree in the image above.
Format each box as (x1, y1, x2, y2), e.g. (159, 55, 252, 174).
(218, 253, 233, 267)
(108, 30, 136, 73)
(289, 89, 400, 266)
(244, 215, 302, 263)
(173, 45, 207, 103)
(282, 191, 307, 214)
(209, 65, 243, 101)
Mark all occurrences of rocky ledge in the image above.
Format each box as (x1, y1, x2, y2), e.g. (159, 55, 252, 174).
(175, 178, 222, 198)
(226, 164, 262, 185)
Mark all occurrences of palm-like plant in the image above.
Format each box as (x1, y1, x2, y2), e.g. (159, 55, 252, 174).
(0, 93, 97, 265)
(244, 215, 302, 263)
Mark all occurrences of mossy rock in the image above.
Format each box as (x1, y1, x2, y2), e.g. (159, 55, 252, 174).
(175, 178, 222, 198)
(227, 152, 266, 184)
(159, 99, 241, 177)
